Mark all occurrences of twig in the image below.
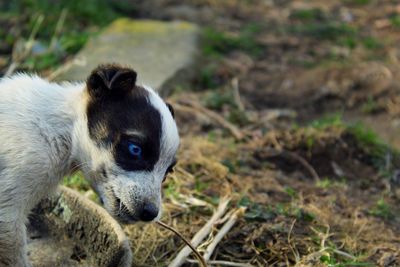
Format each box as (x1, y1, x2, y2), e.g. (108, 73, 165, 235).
(50, 8, 68, 51)
(187, 259, 255, 267)
(332, 249, 357, 260)
(156, 221, 207, 267)
(287, 219, 300, 263)
(168, 196, 231, 267)
(46, 57, 86, 81)
(283, 150, 320, 182)
(232, 77, 245, 111)
(176, 99, 244, 140)
(261, 148, 320, 182)
(203, 207, 246, 261)
(5, 14, 44, 77)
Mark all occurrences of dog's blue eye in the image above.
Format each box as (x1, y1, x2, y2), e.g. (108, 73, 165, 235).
(128, 142, 142, 158)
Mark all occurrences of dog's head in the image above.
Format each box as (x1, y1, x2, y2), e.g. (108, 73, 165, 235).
(77, 64, 179, 223)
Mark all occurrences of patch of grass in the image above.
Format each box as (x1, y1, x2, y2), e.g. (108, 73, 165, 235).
(337, 36, 357, 49)
(60, 31, 91, 54)
(239, 197, 316, 223)
(320, 254, 373, 267)
(289, 22, 357, 41)
(23, 52, 60, 71)
(194, 176, 210, 192)
(228, 108, 250, 126)
(361, 96, 380, 114)
(309, 114, 395, 169)
(309, 113, 344, 130)
(284, 186, 298, 198)
(239, 197, 276, 221)
(347, 122, 389, 163)
(202, 23, 263, 57)
(199, 64, 220, 89)
(63, 172, 90, 192)
(343, 0, 371, 5)
(294, 208, 316, 222)
(290, 8, 325, 21)
(204, 90, 235, 110)
(362, 37, 383, 50)
(6, 0, 117, 32)
(0, 0, 123, 71)
(316, 177, 346, 189)
(390, 15, 400, 28)
(369, 198, 394, 220)
(164, 180, 180, 199)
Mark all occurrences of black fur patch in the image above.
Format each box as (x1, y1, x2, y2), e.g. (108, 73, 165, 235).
(166, 103, 175, 118)
(86, 64, 162, 172)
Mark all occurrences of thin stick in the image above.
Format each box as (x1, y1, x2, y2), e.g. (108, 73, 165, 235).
(232, 77, 245, 111)
(50, 8, 68, 50)
(203, 207, 246, 261)
(46, 57, 86, 81)
(261, 148, 320, 182)
(176, 100, 244, 140)
(283, 150, 320, 182)
(168, 196, 231, 267)
(5, 14, 44, 77)
(187, 259, 255, 267)
(156, 221, 207, 267)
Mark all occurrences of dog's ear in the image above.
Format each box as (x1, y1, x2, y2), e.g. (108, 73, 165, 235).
(87, 65, 137, 98)
(166, 102, 175, 118)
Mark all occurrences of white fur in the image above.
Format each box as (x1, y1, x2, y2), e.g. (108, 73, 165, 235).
(0, 74, 179, 266)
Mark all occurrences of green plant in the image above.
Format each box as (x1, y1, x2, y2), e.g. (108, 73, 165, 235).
(238, 197, 276, 221)
(309, 113, 344, 129)
(228, 108, 250, 126)
(63, 172, 90, 192)
(390, 15, 400, 28)
(0, 0, 123, 71)
(199, 64, 220, 89)
(361, 96, 380, 114)
(369, 198, 394, 220)
(204, 90, 235, 110)
(320, 254, 372, 266)
(290, 8, 325, 21)
(347, 123, 389, 163)
(289, 23, 357, 41)
(317, 178, 346, 189)
(284, 187, 298, 198)
(362, 37, 383, 50)
(202, 24, 263, 57)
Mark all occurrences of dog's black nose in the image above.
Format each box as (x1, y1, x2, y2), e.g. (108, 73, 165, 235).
(140, 203, 158, 221)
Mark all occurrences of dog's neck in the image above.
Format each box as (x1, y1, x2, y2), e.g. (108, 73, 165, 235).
(36, 81, 88, 178)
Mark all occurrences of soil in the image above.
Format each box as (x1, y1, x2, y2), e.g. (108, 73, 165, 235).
(125, 1, 400, 266)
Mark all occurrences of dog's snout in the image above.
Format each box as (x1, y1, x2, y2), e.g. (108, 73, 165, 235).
(140, 202, 158, 221)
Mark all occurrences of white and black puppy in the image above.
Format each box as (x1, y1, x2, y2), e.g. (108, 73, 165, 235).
(0, 64, 179, 266)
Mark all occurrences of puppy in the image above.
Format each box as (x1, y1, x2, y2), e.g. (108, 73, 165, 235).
(0, 64, 179, 266)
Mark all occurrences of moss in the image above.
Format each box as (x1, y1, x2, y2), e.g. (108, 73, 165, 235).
(106, 18, 197, 34)
(290, 8, 326, 21)
(289, 22, 358, 41)
(63, 172, 90, 193)
(369, 198, 394, 220)
(390, 15, 400, 28)
(202, 24, 263, 57)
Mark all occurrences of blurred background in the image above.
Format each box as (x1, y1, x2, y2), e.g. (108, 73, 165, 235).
(1, 0, 400, 266)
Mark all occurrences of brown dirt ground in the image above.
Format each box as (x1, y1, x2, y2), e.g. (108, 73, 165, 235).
(124, 1, 400, 266)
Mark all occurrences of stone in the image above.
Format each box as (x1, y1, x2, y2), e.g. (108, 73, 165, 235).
(28, 186, 132, 267)
(54, 19, 200, 95)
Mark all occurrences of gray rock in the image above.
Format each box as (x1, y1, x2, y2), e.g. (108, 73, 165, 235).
(28, 186, 132, 267)
(54, 19, 200, 95)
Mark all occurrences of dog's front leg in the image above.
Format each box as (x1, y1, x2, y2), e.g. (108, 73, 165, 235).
(0, 219, 31, 267)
